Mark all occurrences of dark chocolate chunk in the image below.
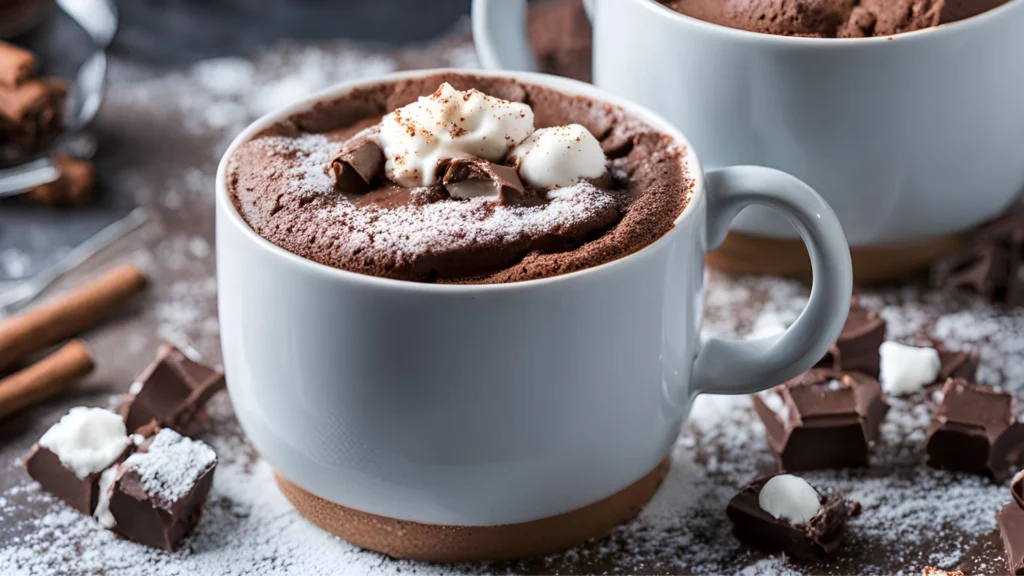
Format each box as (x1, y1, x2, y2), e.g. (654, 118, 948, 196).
(441, 157, 526, 204)
(926, 378, 1024, 482)
(0, 41, 37, 88)
(936, 345, 979, 385)
(815, 298, 886, 377)
(943, 211, 1024, 307)
(24, 445, 102, 515)
(726, 476, 849, 560)
(118, 344, 225, 435)
(754, 369, 888, 472)
(106, 429, 217, 551)
(326, 138, 385, 194)
(998, 471, 1024, 575)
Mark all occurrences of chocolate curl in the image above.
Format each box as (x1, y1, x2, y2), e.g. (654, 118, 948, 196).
(0, 41, 37, 88)
(326, 139, 385, 194)
(441, 157, 525, 203)
(25, 155, 96, 206)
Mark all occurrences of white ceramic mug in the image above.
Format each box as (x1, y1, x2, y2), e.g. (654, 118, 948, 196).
(473, 0, 1024, 247)
(216, 68, 852, 529)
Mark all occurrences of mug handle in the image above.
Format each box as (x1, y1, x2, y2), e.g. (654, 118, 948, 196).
(693, 166, 853, 395)
(472, 0, 541, 71)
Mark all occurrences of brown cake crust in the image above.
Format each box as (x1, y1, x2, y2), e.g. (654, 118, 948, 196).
(227, 73, 691, 284)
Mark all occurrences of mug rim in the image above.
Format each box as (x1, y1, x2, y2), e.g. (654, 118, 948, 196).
(640, 0, 1024, 45)
(216, 67, 706, 294)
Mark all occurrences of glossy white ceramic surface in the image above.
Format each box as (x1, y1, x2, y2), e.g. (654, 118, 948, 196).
(216, 68, 852, 526)
(473, 0, 1024, 246)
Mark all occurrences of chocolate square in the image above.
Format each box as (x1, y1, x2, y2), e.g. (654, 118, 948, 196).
(936, 346, 979, 385)
(24, 445, 101, 515)
(815, 298, 886, 377)
(998, 472, 1024, 575)
(726, 476, 849, 560)
(754, 369, 889, 472)
(118, 344, 225, 434)
(107, 430, 217, 551)
(926, 378, 1024, 481)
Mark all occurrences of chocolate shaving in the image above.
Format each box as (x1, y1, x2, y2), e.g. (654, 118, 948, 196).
(441, 157, 525, 203)
(0, 41, 37, 88)
(926, 378, 1024, 482)
(326, 138, 385, 194)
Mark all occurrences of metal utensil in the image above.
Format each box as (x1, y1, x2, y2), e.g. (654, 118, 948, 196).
(0, 207, 147, 315)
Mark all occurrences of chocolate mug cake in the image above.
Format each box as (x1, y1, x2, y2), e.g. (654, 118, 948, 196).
(226, 73, 691, 283)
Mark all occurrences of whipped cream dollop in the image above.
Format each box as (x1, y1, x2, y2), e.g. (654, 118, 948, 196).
(508, 124, 607, 189)
(38, 407, 129, 479)
(758, 474, 822, 525)
(378, 82, 535, 187)
(879, 341, 941, 396)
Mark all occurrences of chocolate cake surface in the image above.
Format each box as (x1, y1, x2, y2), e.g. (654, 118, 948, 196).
(227, 73, 691, 284)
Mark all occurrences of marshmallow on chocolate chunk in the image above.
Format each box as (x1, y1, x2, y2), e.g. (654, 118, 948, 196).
(326, 132, 385, 194)
(441, 157, 525, 202)
(508, 123, 608, 189)
(378, 82, 535, 187)
(727, 475, 850, 561)
(24, 407, 133, 515)
(106, 429, 217, 551)
(753, 369, 888, 472)
(926, 378, 1024, 482)
(118, 344, 225, 435)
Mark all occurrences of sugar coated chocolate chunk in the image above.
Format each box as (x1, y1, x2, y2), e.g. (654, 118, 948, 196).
(926, 378, 1024, 482)
(726, 475, 850, 561)
(24, 407, 132, 514)
(753, 369, 888, 472)
(815, 298, 886, 377)
(998, 470, 1024, 575)
(107, 429, 217, 551)
(118, 344, 225, 434)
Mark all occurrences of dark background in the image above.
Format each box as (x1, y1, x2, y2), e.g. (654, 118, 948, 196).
(114, 0, 475, 68)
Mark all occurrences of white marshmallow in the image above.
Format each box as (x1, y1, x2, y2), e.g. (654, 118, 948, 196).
(879, 341, 941, 396)
(758, 474, 822, 525)
(508, 124, 607, 189)
(378, 83, 534, 187)
(747, 313, 788, 340)
(38, 407, 129, 479)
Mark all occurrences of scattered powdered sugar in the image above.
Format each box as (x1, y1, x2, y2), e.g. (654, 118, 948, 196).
(121, 429, 216, 505)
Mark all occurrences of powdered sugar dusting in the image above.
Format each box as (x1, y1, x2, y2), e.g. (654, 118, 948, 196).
(121, 429, 216, 505)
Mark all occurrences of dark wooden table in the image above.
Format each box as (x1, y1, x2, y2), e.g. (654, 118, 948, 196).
(0, 2, 1019, 574)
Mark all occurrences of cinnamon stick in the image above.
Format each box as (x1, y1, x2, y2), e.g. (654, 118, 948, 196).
(0, 41, 37, 88)
(0, 263, 147, 371)
(0, 340, 94, 420)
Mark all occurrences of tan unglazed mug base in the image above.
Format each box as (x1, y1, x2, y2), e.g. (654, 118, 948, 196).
(707, 230, 969, 285)
(274, 459, 670, 562)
